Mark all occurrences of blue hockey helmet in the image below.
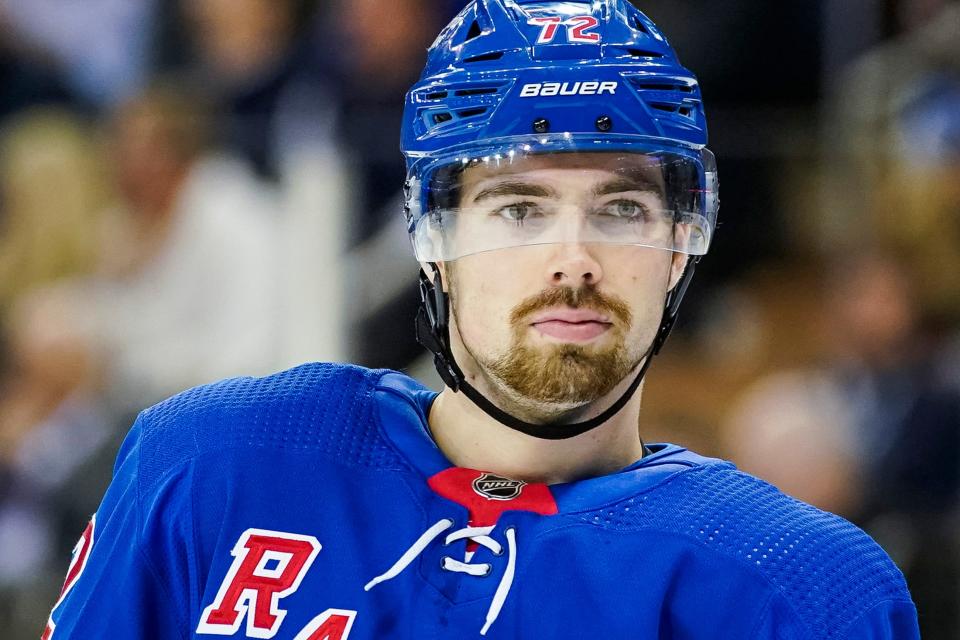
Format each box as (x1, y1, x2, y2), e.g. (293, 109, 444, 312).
(401, 0, 717, 263)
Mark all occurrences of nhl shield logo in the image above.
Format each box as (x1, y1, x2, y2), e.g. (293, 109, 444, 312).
(472, 473, 526, 501)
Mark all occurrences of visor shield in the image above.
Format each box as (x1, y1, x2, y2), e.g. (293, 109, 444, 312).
(407, 137, 717, 262)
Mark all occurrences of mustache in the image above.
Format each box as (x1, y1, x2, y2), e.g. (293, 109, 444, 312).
(509, 286, 632, 326)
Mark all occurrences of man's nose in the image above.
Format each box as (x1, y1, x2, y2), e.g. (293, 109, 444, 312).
(545, 241, 604, 287)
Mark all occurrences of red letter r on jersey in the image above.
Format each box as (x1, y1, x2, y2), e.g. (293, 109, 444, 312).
(42, 515, 96, 640)
(197, 528, 322, 638)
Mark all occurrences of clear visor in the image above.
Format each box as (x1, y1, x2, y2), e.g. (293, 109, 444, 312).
(409, 144, 717, 262)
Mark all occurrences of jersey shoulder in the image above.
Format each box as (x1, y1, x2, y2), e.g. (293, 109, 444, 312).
(133, 362, 413, 491)
(589, 462, 914, 637)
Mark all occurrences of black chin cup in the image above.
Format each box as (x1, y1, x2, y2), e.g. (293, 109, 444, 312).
(414, 258, 698, 442)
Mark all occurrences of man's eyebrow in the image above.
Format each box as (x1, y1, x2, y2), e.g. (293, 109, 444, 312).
(470, 181, 558, 202)
(593, 173, 664, 197)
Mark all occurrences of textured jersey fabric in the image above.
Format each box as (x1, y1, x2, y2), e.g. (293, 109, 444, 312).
(43, 362, 919, 639)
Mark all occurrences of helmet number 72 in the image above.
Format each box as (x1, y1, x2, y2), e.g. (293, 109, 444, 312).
(529, 16, 600, 44)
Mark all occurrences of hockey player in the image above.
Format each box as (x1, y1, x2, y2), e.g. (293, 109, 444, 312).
(43, 1, 919, 638)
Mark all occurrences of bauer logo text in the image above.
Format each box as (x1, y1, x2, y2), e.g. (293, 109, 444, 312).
(519, 81, 618, 98)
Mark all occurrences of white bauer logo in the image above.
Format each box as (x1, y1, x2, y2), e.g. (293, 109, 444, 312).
(519, 81, 618, 98)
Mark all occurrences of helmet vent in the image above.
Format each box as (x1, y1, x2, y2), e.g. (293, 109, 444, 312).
(634, 82, 695, 93)
(632, 15, 649, 35)
(454, 86, 499, 97)
(650, 103, 696, 120)
(627, 49, 664, 59)
(627, 77, 701, 122)
(425, 91, 449, 100)
(421, 106, 490, 131)
(464, 20, 483, 42)
(463, 51, 505, 64)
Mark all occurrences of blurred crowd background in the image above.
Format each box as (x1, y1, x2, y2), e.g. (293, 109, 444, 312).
(0, 0, 957, 637)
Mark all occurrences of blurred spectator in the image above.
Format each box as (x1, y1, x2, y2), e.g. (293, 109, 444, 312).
(327, 0, 447, 243)
(724, 370, 862, 515)
(0, 109, 111, 311)
(0, 286, 109, 561)
(172, 0, 337, 182)
(821, 2, 960, 259)
(0, 0, 156, 107)
(72, 85, 284, 408)
(827, 0, 960, 169)
(157, 1, 354, 370)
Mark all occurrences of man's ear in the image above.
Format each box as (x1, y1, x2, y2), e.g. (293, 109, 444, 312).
(667, 222, 694, 291)
(668, 251, 688, 292)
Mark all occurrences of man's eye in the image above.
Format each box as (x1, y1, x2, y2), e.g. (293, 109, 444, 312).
(494, 202, 538, 225)
(599, 199, 649, 221)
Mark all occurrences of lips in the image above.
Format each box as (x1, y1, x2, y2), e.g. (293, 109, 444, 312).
(530, 308, 611, 324)
(530, 308, 613, 342)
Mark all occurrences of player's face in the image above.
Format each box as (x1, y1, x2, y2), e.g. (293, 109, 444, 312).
(442, 153, 686, 416)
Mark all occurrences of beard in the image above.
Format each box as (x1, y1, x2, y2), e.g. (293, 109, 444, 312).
(451, 273, 643, 407)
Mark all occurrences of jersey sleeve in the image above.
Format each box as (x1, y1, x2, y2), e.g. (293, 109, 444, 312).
(840, 599, 921, 640)
(749, 589, 920, 640)
(41, 413, 191, 639)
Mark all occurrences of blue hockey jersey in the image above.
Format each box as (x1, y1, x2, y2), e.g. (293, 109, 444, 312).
(43, 363, 919, 639)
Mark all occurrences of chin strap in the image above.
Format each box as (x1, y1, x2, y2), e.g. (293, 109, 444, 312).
(416, 258, 699, 442)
